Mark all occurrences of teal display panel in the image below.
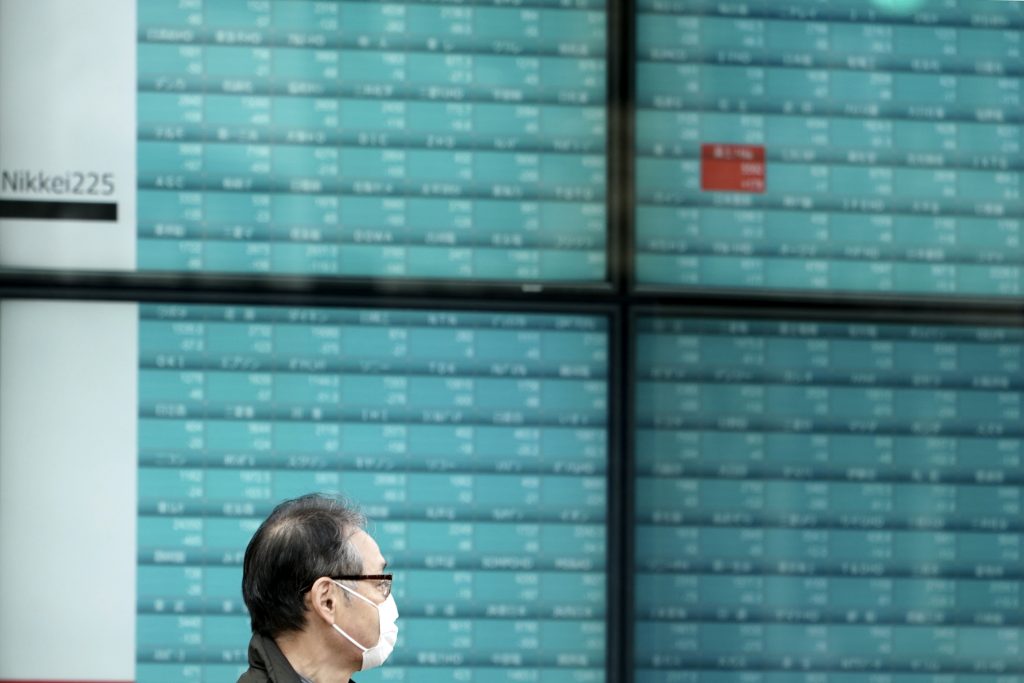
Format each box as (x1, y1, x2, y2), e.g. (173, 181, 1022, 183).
(635, 0, 1024, 296)
(635, 315, 1024, 683)
(137, 0, 607, 281)
(137, 304, 609, 683)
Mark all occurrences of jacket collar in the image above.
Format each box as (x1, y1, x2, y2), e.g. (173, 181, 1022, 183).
(247, 631, 357, 683)
(248, 632, 305, 683)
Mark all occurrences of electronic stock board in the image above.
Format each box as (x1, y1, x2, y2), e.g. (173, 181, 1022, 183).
(636, 0, 1024, 297)
(636, 315, 1024, 683)
(136, 0, 607, 281)
(137, 304, 609, 683)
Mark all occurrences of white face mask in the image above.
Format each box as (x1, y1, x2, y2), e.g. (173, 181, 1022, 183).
(331, 580, 400, 671)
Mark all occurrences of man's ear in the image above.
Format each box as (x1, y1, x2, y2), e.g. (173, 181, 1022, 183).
(308, 577, 339, 626)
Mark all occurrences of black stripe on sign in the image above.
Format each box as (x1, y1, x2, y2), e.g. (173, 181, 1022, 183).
(0, 199, 117, 222)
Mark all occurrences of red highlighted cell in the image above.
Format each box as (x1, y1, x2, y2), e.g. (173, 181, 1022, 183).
(701, 144, 766, 193)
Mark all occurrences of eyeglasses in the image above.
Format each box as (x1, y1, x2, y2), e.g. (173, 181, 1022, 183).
(303, 574, 393, 598)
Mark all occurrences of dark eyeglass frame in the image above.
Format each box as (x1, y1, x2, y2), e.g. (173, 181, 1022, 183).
(301, 574, 393, 597)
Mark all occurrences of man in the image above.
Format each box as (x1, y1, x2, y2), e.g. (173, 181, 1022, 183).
(238, 494, 399, 683)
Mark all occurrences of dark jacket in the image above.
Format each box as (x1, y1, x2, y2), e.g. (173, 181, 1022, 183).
(237, 632, 356, 683)
(237, 632, 306, 683)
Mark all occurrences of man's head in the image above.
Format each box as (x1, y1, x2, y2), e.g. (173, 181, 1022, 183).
(242, 493, 368, 637)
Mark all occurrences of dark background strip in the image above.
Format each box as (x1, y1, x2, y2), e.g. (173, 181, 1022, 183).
(0, 199, 117, 222)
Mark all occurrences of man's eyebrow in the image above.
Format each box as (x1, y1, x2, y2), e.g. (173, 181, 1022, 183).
(381, 559, 389, 571)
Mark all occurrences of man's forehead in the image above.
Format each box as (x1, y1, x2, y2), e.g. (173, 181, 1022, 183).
(349, 528, 387, 568)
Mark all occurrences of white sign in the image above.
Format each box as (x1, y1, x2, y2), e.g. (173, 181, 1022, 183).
(0, 0, 136, 270)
